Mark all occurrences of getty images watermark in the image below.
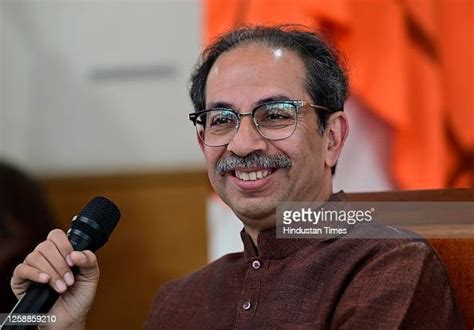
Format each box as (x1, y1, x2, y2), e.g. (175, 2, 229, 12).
(276, 202, 474, 239)
(281, 205, 374, 236)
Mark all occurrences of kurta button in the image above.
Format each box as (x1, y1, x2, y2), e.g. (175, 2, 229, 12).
(242, 301, 252, 310)
(252, 260, 261, 270)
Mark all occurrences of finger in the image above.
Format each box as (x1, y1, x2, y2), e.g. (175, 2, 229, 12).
(34, 240, 71, 275)
(24, 250, 68, 293)
(34, 239, 75, 287)
(70, 251, 100, 279)
(11, 263, 50, 298)
(47, 229, 74, 258)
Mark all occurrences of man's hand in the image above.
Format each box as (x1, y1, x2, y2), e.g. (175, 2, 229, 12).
(10, 229, 99, 329)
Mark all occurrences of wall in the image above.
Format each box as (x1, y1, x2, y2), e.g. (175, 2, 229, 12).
(0, 0, 204, 175)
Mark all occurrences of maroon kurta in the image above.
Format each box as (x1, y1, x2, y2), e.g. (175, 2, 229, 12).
(145, 193, 464, 329)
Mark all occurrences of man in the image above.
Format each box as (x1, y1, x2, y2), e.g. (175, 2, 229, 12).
(10, 25, 464, 329)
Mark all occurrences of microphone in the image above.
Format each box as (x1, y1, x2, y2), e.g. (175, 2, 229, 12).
(1, 196, 121, 329)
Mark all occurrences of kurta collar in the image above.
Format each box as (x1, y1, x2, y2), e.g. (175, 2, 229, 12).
(241, 191, 347, 260)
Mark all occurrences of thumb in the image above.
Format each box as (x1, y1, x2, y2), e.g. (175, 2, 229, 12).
(69, 250, 100, 280)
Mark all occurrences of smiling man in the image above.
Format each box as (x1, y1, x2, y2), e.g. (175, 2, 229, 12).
(144, 26, 464, 328)
(10, 25, 464, 329)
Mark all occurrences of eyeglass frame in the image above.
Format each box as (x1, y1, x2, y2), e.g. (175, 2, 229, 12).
(188, 100, 331, 147)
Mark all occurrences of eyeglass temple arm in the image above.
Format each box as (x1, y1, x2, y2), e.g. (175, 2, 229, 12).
(189, 113, 198, 125)
(307, 104, 331, 112)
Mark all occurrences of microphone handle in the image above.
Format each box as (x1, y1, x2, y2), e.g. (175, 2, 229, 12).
(2, 266, 79, 330)
(1, 285, 59, 330)
(8, 282, 59, 314)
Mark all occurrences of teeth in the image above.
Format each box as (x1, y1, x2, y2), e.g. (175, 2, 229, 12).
(235, 170, 271, 181)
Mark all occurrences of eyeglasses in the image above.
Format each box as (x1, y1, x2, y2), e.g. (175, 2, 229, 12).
(188, 100, 330, 147)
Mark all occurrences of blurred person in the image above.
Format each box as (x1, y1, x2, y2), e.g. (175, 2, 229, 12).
(10, 26, 465, 328)
(0, 160, 55, 312)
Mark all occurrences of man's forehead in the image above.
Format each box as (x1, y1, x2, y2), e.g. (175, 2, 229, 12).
(205, 45, 307, 107)
(208, 45, 301, 79)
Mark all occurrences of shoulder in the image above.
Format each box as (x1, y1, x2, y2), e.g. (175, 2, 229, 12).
(358, 236, 443, 277)
(327, 224, 454, 306)
(327, 227, 464, 327)
(318, 224, 447, 281)
(337, 222, 438, 258)
(342, 217, 452, 262)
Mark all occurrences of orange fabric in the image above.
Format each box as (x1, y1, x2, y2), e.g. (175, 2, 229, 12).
(204, 0, 474, 189)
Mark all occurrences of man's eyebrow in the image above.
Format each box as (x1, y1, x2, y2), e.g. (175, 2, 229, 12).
(206, 94, 292, 111)
(253, 95, 292, 107)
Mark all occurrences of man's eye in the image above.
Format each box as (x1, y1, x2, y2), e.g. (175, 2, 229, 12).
(210, 113, 235, 126)
(212, 117, 231, 125)
(267, 112, 289, 120)
(263, 110, 292, 121)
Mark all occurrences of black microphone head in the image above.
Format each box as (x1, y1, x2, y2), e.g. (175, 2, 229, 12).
(69, 196, 121, 251)
(78, 196, 121, 237)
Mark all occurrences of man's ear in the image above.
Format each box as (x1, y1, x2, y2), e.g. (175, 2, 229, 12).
(325, 111, 349, 168)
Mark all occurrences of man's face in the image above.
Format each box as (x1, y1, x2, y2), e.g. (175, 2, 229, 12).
(201, 44, 331, 230)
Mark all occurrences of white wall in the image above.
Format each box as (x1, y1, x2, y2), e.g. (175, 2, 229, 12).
(0, 0, 204, 175)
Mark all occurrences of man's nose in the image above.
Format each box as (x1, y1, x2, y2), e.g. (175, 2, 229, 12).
(227, 116, 267, 156)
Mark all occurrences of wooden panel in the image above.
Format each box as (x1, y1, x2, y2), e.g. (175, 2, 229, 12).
(40, 170, 208, 329)
(347, 188, 474, 202)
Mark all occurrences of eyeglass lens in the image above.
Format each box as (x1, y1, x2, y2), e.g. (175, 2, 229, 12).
(196, 102, 298, 146)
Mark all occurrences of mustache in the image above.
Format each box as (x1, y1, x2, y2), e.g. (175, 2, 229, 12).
(214, 152, 292, 175)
